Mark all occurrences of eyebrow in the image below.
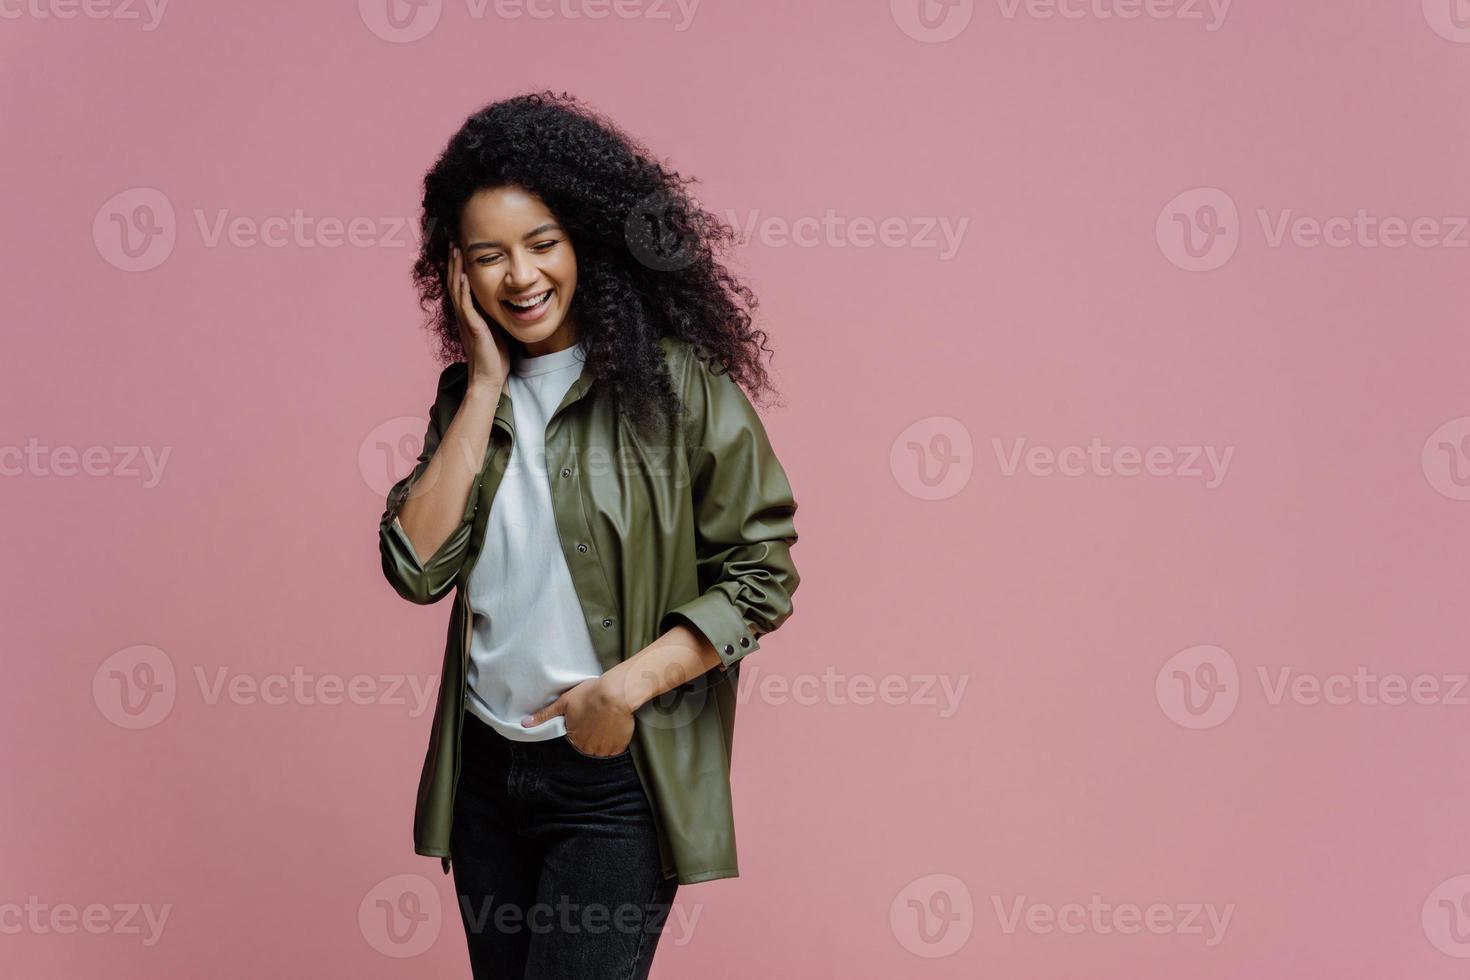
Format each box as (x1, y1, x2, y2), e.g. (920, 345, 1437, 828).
(463, 223, 563, 253)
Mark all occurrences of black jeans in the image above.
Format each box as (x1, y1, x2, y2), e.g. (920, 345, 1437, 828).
(451, 709, 679, 979)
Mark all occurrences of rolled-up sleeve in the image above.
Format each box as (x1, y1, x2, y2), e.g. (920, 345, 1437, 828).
(658, 348, 800, 671)
(378, 365, 484, 605)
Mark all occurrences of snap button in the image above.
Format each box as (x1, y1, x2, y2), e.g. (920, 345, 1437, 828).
(576, 542, 588, 553)
(560, 467, 572, 478)
(739, 636, 750, 647)
(723, 643, 735, 655)
(601, 617, 614, 629)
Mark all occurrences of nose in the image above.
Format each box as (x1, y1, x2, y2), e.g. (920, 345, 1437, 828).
(504, 250, 538, 291)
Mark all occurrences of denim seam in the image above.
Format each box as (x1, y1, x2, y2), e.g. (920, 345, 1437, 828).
(622, 872, 663, 980)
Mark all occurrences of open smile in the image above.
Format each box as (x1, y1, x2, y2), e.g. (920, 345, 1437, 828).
(502, 289, 554, 320)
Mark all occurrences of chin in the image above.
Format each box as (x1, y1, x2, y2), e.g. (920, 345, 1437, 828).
(506, 321, 562, 345)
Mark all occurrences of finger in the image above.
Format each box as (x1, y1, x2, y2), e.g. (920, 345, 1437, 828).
(448, 246, 464, 324)
(522, 699, 562, 726)
(452, 253, 478, 351)
(459, 268, 488, 334)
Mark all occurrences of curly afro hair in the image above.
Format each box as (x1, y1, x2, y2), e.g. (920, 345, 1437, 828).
(411, 89, 780, 439)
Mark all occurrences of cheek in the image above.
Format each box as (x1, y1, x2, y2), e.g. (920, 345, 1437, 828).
(466, 269, 493, 299)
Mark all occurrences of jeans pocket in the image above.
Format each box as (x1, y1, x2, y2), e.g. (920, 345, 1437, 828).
(562, 733, 631, 762)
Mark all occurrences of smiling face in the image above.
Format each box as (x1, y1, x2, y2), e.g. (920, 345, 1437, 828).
(457, 185, 579, 357)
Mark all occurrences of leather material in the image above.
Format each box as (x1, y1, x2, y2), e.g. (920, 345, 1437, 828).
(378, 336, 800, 884)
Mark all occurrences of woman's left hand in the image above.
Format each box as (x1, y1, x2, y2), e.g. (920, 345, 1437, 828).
(522, 677, 634, 757)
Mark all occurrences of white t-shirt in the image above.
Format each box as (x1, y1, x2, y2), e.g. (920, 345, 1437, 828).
(463, 341, 604, 742)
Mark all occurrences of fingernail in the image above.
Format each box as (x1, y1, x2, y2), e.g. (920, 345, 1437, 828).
(521, 715, 534, 725)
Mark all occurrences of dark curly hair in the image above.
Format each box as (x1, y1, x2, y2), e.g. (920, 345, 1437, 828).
(411, 89, 780, 439)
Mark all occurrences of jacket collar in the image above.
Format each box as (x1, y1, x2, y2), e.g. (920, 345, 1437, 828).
(489, 335, 681, 436)
(491, 352, 599, 438)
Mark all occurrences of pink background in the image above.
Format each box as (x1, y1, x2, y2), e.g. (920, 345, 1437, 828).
(5, 0, 1470, 975)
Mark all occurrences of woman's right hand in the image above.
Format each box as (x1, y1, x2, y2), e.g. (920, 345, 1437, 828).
(449, 243, 510, 391)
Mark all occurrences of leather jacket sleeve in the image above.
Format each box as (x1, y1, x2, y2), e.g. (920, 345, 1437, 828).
(659, 348, 801, 671)
(378, 365, 483, 605)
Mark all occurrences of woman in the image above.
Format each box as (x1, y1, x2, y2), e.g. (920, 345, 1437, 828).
(378, 90, 801, 978)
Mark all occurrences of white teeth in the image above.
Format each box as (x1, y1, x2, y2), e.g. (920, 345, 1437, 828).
(507, 290, 551, 308)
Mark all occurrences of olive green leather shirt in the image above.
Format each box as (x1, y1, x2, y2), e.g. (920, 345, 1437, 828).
(377, 335, 800, 884)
